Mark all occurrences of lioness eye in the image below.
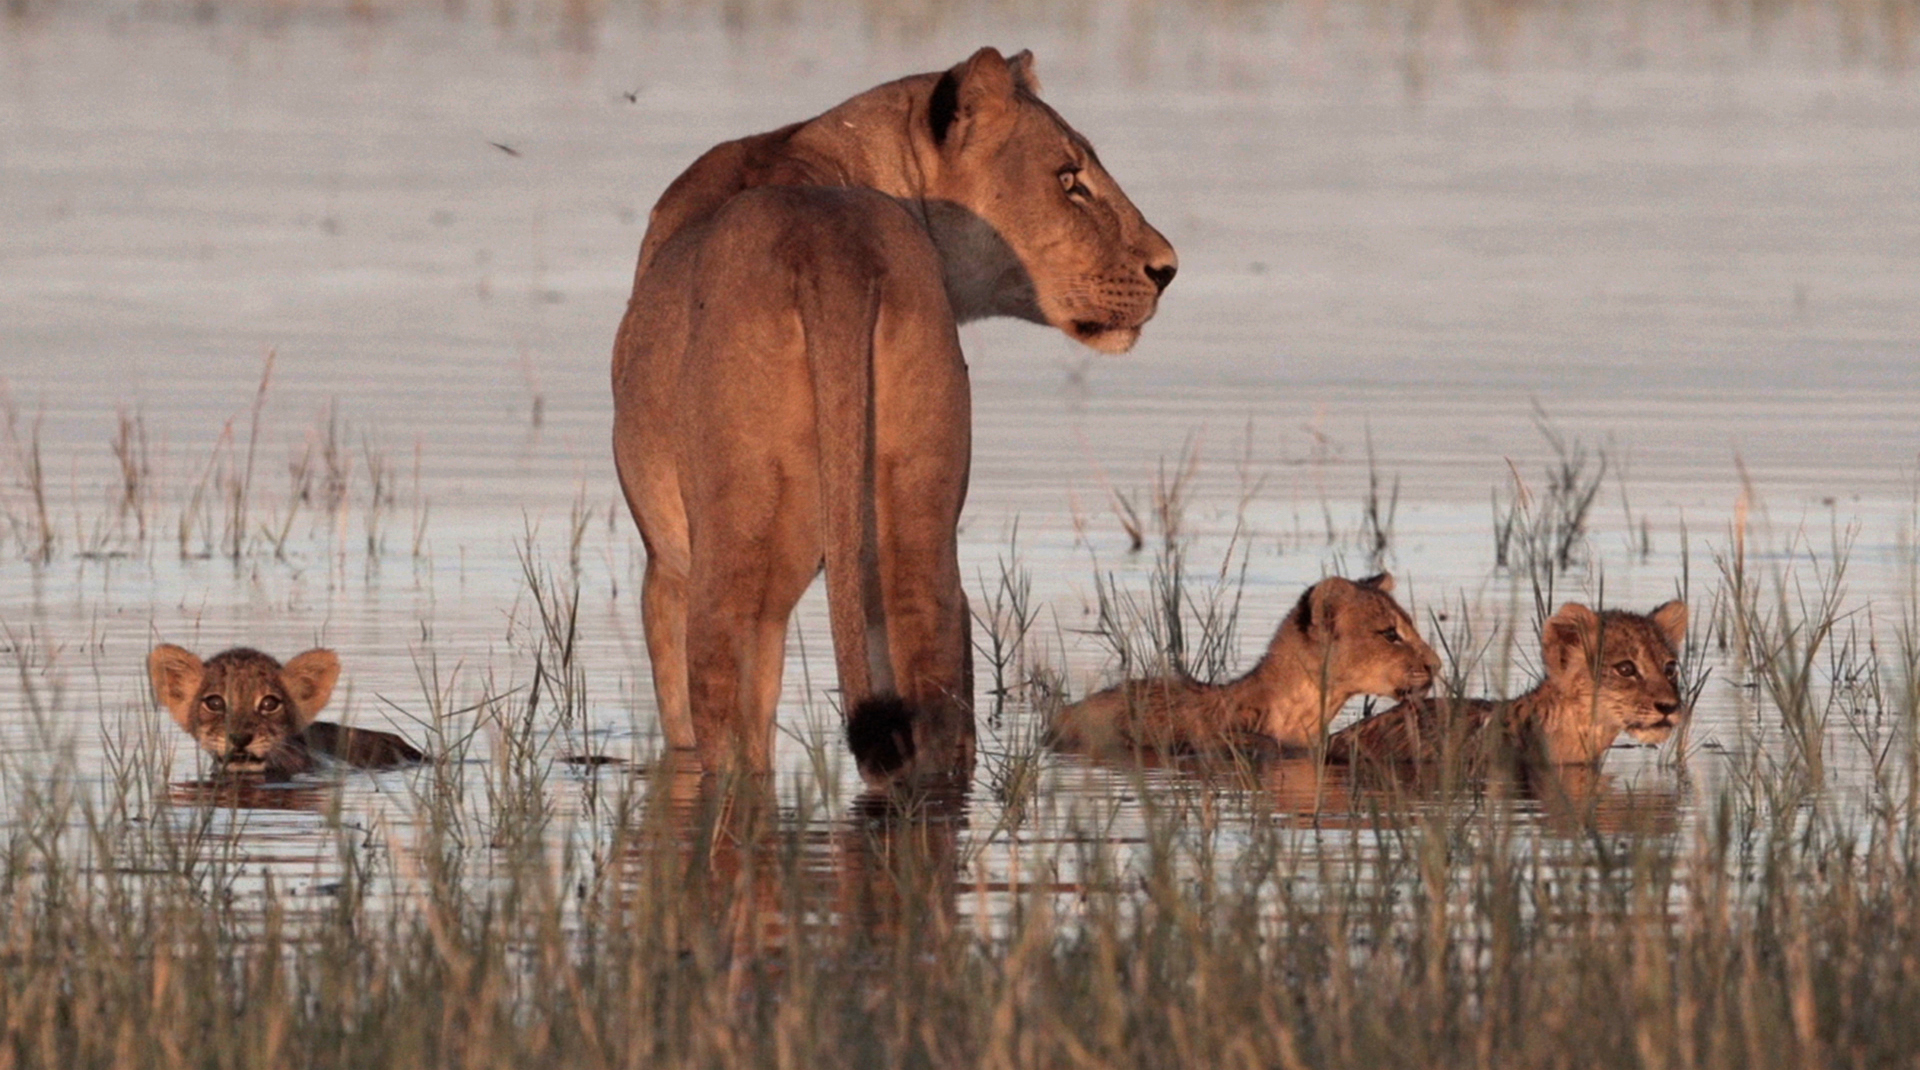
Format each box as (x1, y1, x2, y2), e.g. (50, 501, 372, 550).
(201, 694, 226, 713)
(1058, 167, 1089, 198)
(1379, 627, 1403, 644)
(1614, 660, 1640, 678)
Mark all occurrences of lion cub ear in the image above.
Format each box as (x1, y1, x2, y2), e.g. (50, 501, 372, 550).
(1357, 571, 1395, 594)
(148, 644, 205, 732)
(1302, 576, 1364, 639)
(1649, 600, 1689, 652)
(279, 648, 341, 729)
(1542, 603, 1600, 681)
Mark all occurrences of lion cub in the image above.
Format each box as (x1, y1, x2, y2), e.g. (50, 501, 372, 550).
(1325, 600, 1688, 769)
(148, 645, 425, 777)
(1050, 574, 1441, 754)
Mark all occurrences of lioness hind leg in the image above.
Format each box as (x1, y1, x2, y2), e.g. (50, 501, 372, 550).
(640, 555, 697, 751)
(683, 465, 823, 777)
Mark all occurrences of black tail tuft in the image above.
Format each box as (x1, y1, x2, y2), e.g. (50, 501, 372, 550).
(847, 694, 917, 781)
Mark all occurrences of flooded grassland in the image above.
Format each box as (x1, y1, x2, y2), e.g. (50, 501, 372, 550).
(4, 1, 1920, 1065)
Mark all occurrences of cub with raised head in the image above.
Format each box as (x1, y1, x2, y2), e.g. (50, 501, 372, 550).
(612, 47, 1176, 789)
(1325, 600, 1688, 769)
(1050, 574, 1441, 754)
(148, 645, 425, 777)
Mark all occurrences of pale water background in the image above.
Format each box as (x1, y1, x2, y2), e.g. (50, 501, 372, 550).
(2, 0, 1918, 911)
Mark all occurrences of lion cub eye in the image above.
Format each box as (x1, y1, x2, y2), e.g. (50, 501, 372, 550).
(1663, 661, 1679, 680)
(1378, 627, 1404, 644)
(201, 694, 227, 714)
(1058, 167, 1090, 199)
(258, 695, 283, 715)
(1613, 660, 1641, 679)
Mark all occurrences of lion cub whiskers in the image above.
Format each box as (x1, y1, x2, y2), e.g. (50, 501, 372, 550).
(1326, 600, 1689, 770)
(148, 645, 424, 778)
(1050, 573, 1442, 755)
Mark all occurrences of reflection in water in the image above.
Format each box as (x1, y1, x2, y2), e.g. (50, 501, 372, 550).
(169, 776, 339, 814)
(1059, 743, 1682, 843)
(615, 757, 966, 985)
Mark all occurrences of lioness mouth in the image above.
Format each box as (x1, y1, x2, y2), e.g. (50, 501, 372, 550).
(1071, 319, 1111, 339)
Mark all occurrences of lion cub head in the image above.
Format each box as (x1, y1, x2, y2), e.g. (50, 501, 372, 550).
(148, 645, 339, 775)
(1540, 600, 1689, 744)
(1285, 572, 1442, 702)
(921, 48, 1177, 353)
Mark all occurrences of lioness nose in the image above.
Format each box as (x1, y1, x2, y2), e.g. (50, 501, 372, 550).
(1144, 262, 1177, 294)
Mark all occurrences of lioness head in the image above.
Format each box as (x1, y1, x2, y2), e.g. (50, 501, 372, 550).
(1541, 601, 1689, 743)
(148, 644, 340, 774)
(1286, 572, 1442, 702)
(919, 47, 1177, 353)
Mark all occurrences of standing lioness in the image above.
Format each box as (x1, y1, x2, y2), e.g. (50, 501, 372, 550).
(612, 49, 1176, 788)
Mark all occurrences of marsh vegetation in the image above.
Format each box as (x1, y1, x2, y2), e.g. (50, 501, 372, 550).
(4, 1, 1919, 1065)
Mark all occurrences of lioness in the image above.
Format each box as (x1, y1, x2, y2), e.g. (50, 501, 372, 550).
(611, 48, 1176, 787)
(148, 644, 425, 777)
(1324, 600, 1688, 769)
(1050, 574, 1441, 755)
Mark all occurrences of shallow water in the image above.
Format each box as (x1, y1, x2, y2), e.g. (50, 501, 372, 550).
(3, 0, 1918, 922)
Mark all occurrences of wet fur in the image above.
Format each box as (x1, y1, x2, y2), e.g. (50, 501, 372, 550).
(1326, 600, 1689, 769)
(1050, 574, 1441, 754)
(148, 645, 425, 778)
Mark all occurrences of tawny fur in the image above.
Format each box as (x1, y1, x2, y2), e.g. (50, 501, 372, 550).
(148, 645, 425, 778)
(1325, 600, 1689, 769)
(1051, 574, 1441, 754)
(611, 48, 1177, 788)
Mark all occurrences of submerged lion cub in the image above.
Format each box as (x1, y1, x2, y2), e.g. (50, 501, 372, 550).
(149, 645, 425, 777)
(1325, 600, 1688, 769)
(1051, 574, 1441, 754)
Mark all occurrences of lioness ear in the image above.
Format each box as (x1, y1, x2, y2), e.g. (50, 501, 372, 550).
(1649, 600, 1689, 651)
(148, 644, 205, 731)
(1007, 49, 1041, 95)
(1543, 603, 1598, 680)
(929, 47, 1020, 153)
(280, 648, 341, 728)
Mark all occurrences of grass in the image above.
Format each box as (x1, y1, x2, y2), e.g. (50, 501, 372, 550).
(7, 404, 1920, 1068)
(0, 360, 413, 576)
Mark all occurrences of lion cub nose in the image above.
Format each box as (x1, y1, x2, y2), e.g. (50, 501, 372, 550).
(228, 731, 254, 751)
(1145, 262, 1177, 294)
(1655, 700, 1681, 716)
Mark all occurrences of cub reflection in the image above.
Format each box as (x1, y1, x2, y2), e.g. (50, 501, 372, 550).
(166, 777, 336, 814)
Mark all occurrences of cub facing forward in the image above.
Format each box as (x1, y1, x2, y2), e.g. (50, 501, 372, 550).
(148, 645, 425, 777)
(1325, 600, 1688, 769)
(1050, 573, 1441, 754)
